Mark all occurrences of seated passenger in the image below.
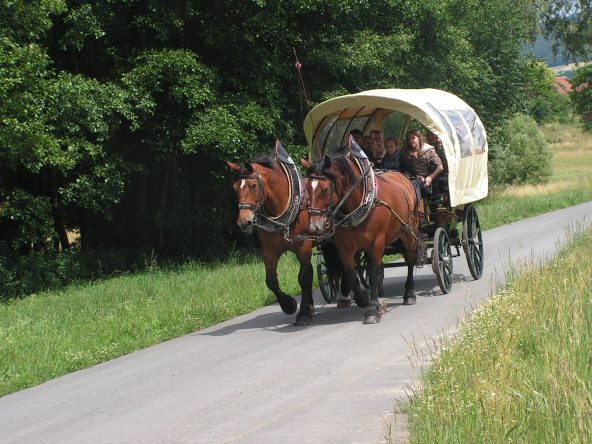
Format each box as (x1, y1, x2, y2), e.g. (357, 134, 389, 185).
(400, 130, 443, 212)
(349, 129, 363, 147)
(426, 130, 448, 176)
(362, 135, 382, 167)
(370, 129, 385, 160)
(381, 137, 400, 171)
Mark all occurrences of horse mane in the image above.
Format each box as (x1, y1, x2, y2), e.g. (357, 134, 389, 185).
(238, 152, 276, 176)
(305, 160, 325, 177)
(326, 154, 357, 186)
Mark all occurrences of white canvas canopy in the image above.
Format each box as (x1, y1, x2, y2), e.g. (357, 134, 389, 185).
(303, 88, 488, 208)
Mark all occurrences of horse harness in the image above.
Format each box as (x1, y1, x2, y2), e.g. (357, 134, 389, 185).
(373, 171, 421, 243)
(305, 154, 377, 240)
(308, 158, 420, 243)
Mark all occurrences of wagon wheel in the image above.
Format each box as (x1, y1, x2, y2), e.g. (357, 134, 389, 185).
(432, 227, 453, 294)
(462, 205, 484, 280)
(355, 250, 370, 289)
(316, 250, 338, 303)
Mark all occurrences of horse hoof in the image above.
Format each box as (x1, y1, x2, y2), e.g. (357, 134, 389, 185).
(279, 297, 297, 315)
(363, 313, 381, 324)
(354, 291, 369, 308)
(363, 306, 381, 324)
(294, 314, 312, 326)
(403, 296, 417, 305)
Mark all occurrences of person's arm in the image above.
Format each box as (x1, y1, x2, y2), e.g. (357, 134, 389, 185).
(423, 149, 443, 187)
(424, 164, 443, 187)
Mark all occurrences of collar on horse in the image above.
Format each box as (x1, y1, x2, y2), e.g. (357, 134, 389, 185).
(332, 143, 378, 228)
(239, 142, 305, 237)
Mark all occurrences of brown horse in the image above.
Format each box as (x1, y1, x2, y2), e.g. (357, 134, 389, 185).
(226, 145, 319, 326)
(302, 151, 421, 324)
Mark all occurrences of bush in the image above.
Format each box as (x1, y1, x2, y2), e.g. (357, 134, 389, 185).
(527, 93, 574, 124)
(0, 248, 166, 300)
(488, 114, 553, 185)
(570, 64, 592, 131)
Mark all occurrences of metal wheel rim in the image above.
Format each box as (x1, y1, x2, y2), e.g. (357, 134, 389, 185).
(463, 205, 484, 280)
(355, 250, 371, 289)
(316, 251, 337, 303)
(432, 228, 453, 294)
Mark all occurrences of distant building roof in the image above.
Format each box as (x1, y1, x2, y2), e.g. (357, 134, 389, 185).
(553, 76, 572, 94)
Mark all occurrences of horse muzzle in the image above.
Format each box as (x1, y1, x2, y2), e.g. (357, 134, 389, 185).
(237, 213, 256, 234)
(307, 216, 329, 235)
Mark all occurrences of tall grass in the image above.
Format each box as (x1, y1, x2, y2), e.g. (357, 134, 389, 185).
(0, 253, 300, 397)
(405, 228, 592, 443)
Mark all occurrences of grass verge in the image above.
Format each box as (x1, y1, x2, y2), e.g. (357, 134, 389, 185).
(0, 253, 300, 397)
(404, 227, 592, 443)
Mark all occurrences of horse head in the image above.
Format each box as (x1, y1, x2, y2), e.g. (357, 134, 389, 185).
(227, 150, 289, 235)
(302, 153, 368, 235)
(301, 156, 338, 235)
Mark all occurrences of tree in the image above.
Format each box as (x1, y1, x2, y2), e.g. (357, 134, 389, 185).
(2, 0, 571, 294)
(571, 64, 592, 129)
(0, 3, 130, 253)
(535, 0, 592, 60)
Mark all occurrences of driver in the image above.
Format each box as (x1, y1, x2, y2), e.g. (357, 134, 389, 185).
(399, 130, 443, 213)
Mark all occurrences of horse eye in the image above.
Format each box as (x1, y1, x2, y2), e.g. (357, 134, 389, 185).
(249, 183, 257, 190)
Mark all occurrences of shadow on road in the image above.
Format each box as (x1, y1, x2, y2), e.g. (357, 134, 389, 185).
(199, 272, 470, 336)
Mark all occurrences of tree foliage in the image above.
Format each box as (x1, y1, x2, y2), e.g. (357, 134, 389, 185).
(570, 64, 592, 129)
(536, 0, 592, 60)
(0, 0, 574, 295)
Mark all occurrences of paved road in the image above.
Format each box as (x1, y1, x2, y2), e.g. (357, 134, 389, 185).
(1, 202, 591, 444)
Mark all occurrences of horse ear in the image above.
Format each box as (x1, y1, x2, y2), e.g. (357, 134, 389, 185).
(300, 157, 312, 170)
(226, 161, 241, 171)
(323, 155, 332, 170)
(273, 139, 281, 160)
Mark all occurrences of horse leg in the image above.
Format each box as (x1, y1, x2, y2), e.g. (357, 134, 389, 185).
(378, 263, 387, 315)
(337, 275, 352, 309)
(340, 255, 368, 308)
(402, 237, 417, 305)
(363, 249, 383, 324)
(263, 250, 297, 315)
(295, 248, 315, 326)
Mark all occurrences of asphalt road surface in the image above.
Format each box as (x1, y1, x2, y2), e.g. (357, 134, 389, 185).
(1, 202, 591, 444)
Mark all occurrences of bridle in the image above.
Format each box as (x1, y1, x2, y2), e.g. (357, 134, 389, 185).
(237, 173, 266, 215)
(307, 173, 335, 231)
(306, 162, 374, 241)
